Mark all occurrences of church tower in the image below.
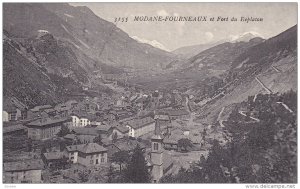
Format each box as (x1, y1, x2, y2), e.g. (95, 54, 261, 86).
(151, 117, 164, 183)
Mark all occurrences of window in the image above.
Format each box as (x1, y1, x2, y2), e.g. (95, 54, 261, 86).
(90, 160, 94, 164)
(153, 143, 159, 150)
(101, 158, 105, 163)
(96, 159, 99, 164)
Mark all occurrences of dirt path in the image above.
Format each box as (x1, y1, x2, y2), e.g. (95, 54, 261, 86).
(276, 102, 293, 113)
(239, 111, 260, 122)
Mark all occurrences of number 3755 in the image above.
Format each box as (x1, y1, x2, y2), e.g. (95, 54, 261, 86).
(114, 17, 128, 23)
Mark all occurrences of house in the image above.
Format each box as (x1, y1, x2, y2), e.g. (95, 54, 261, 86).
(105, 138, 146, 158)
(3, 123, 27, 136)
(70, 113, 95, 127)
(107, 125, 129, 140)
(3, 123, 28, 151)
(163, 138, 178, 151)
(78, 98, 99, 113)
(162, 109, 190, 120)
(43, 108, 57, 117)
(27, 105, 53, 119)
(66, 143, 108, 167)
(124, 117, 155, 138)
(3, 160, 44, 183)
(26, 117, 71, 140)
(3, 97, 27, 121)
(42, 152, 68, 169)
(64, 133, 96, 144)
(70, 127, 99, 137)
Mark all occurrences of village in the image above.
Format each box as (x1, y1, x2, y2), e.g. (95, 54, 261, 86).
(3, 82, 224, 183)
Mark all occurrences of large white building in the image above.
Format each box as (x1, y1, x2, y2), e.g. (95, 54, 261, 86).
(71, 114, 92, 127)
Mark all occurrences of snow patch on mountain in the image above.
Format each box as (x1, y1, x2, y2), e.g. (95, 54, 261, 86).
(229, 31, 264, 42)
(131, 36, 170, 52)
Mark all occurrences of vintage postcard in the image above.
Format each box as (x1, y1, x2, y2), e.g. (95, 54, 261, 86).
(2, 2, 297, 186)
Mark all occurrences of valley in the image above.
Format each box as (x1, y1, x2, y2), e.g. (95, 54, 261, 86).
(2, 2, 297, 184)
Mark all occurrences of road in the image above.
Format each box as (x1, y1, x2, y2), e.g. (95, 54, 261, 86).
(276, 102, 293, 113)
(239, 111, 260, 122)
(255, 77, 272, 94)
(217, 107, 226, 128)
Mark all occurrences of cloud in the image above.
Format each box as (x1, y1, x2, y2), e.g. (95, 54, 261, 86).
(157, 9, 169, 16)
(205, 32, 214, 41)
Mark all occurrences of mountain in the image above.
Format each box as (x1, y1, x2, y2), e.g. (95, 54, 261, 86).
(4, 3, 175, 70)
(3, 3, 177, 106)
(131, 36, 170, 52)
(170, 37, 264, 77)
(192, 25, 297, 124)
(172, 32, 264, 59)
(172, 41, 224, 59)
(229, 31, 264, 42)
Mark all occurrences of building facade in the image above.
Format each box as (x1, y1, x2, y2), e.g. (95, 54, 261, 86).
(66, 143, 108, 167)
(3, 160, 43, 183)
(26, 117, 71, 140)
(125, 117, 155, 138)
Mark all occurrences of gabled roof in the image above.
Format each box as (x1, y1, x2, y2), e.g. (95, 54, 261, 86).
(26, 117, 71, 127)
(3, 124, 27, 134)
(70, 127, 99, 136)
(43, 152, 66, 160)
(163, 109, 190, 117)
(125, 117, 155, 129)
(113, 138, 146, 152)
(114, 126, 129, 133)
(4, 159, 43, 172)
(66, 143, 107, 154)
(30, 105, 52, 112)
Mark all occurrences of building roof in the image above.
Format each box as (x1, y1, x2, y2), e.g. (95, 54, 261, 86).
(30, 105, 52, 112)
(125, 117, 155, 129)
(43, 152, 66, 160)
(3, 124, 27, 134)
(163, 109, 190, 117)
(26, 117, 70, 127)
(71, 112, 97, 121)
(154, 114, 170, 121)
(4, 160, 43, 172)
(44, 108, 56, 114)
(113, 138, 146, 152)
(114, 126, 129, 133)
(95, 124, 112, 133)
(70, 127, 99, 136)
(66, 143, 107, 154)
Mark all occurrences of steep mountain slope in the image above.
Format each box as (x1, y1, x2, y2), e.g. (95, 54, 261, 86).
(193, 25, 297, 124)
(8, 3, 174, 70)
(172, 41, 224, 59)
(2, 3, 177, 106)
(172, 32, 264, 59)
(3, 33, 65, 106)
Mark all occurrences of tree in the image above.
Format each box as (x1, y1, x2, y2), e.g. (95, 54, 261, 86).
(93, 134, 103, 145)
(111, 150, 130, 172)
(124, 145, 151, 183)
(78, 170, 89, 183)
(178, 138, 193, 152)
(57, 125, 70, 137)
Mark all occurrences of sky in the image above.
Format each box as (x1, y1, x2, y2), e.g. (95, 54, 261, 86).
(70, 3, 297, 51)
